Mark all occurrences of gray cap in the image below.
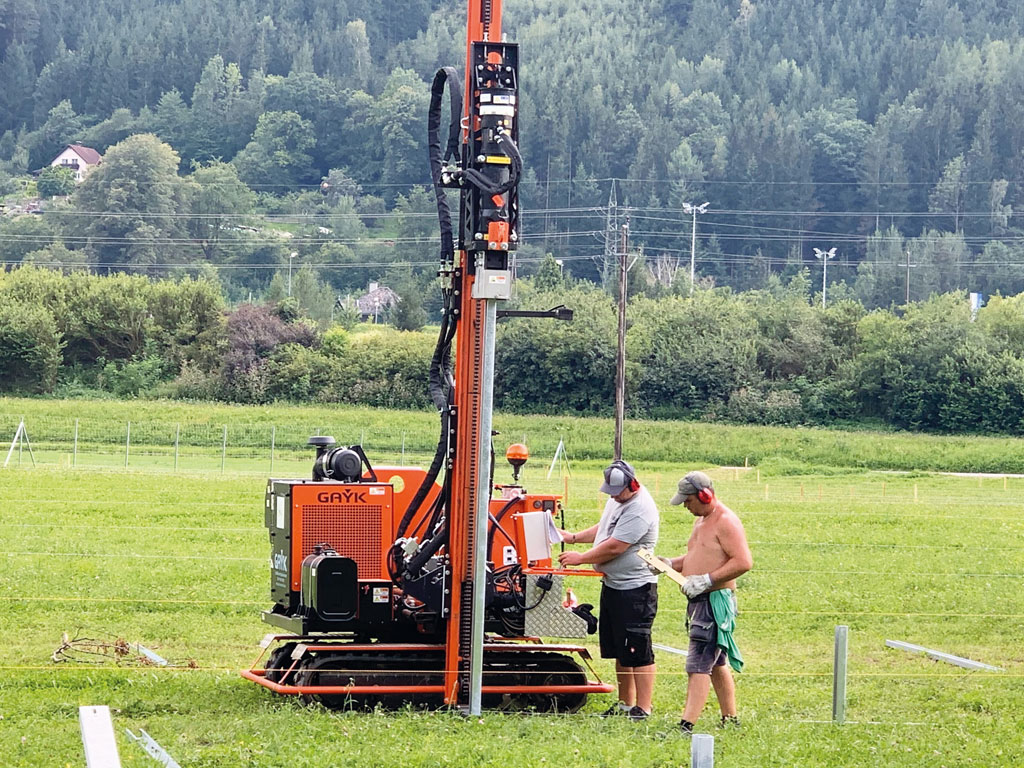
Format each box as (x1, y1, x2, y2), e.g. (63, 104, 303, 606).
(599, 460, 637, 495)
(670, 470, 714, 505)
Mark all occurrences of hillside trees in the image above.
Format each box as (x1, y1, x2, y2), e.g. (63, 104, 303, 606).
(37, 165, 75, 198)
(234, 111, 317, 189)
(71, 134, 195, 271)
(187, 161, 256, 261)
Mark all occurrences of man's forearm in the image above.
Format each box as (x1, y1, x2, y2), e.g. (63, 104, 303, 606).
(709, 558, 751, 586)
(579, 538, 628, 565)
(565, 524, 600, 545)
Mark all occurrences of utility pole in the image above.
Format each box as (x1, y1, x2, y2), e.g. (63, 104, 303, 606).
(813, 247, 837, 308)
(603, 180, 618, 291)
(614, 217, 629, 461)
(287, 251, 297, 297)
(682, 202, 709, 294)
(905, 249, 916, 304)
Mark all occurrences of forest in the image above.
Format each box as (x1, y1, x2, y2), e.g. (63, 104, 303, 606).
(2, 0, 1024, 300)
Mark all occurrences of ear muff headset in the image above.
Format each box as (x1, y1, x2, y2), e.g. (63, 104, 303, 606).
(609, 460, 640, 492)
(686, 472, 714, 504)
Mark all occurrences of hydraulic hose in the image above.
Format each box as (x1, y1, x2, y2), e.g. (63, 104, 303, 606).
(428, 66, 463, 265)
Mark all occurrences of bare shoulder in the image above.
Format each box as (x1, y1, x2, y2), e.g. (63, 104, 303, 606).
(714, 505, 747, 538)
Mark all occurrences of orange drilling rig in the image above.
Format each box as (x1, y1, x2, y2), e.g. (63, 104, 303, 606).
(242, 0, 612, 714)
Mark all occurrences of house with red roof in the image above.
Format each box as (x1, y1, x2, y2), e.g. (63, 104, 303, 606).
(49, 144, 102, 182)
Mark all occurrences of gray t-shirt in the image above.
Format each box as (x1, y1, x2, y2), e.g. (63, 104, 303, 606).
(593, 485, 660, 590)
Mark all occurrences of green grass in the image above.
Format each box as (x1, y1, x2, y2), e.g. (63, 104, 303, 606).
(8, 396, 1024, 473)
(1, 400, 1023, 766)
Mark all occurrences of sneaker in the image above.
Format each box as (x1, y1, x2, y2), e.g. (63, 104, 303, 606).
(679, 719, 695, 735)
(628, 705, 650, 721)
(600, 702, 630, 717)
(719, 715, 741, 728)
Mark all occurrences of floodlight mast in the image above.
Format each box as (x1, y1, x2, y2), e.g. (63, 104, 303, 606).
(682, 202, 709, 294)
(813, 247, 837, 308)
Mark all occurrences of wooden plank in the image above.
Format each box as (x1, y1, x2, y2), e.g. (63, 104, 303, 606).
(636, 548, 686, 587)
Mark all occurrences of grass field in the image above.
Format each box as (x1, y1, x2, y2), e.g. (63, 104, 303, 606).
(1, 399, 1023, 767)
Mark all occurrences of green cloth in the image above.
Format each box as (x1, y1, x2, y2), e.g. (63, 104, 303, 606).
(709, 589, 744, 673)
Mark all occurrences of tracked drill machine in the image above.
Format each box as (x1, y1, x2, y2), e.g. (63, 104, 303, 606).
(242, 0, 612, 713)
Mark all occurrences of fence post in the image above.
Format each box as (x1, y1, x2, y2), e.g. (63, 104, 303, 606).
(73, 419, 79, 468)
(833, 625, 849, 724)
(174, 424, 180, 472)
(125, 422, 131, 468)
(691, 734, 714, 768)
(401, 432, 406, 465)
(221, 425, 227, 473)
(270, 426, 276, 475)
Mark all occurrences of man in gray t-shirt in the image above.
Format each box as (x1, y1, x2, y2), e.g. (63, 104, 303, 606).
(558, 460, 660, 720)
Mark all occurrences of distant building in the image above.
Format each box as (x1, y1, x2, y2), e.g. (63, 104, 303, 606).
(355, 281, 399, 322)
(50, 144, 102, 182)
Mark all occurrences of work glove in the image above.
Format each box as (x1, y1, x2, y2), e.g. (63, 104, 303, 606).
(646, 555, 673, 575)
(680, 573, 712, 598)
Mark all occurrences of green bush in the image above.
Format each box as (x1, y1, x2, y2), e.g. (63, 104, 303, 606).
(264, 344, 339, 402)
(496, 285, 617, 413)
(165, 361, 222, 401)
(320, 326, 351, 359)
(0, 302, 63, 393)
(99, 355, 167, 397)
(335, 328, 433, 409)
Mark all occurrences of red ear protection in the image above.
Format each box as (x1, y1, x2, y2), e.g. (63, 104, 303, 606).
(611, 460, 640, 492)
(686, 472, 714, 504)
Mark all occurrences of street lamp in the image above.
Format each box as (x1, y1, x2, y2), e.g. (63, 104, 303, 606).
(813, 247, 837, 308)
(682, 201, 709, 294)
(287, 251, 297, 297)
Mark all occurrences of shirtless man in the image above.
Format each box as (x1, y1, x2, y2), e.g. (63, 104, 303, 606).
(665, 471, 752, 734)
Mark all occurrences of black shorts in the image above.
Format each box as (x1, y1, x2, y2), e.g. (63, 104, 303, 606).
(686, 594, 727, 674)
(598, 582, 658, 667)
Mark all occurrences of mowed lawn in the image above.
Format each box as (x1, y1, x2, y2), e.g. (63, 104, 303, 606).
(1, 420, 1023, 765)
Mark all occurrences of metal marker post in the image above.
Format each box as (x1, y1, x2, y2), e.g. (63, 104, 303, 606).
(125, 422, 131, 468)
(691, 734, 714, 768)
(79, 705, 122, 768)
(73, 419, 79, 467)
(270, 426, 276, 475)
(221, 425, 227, 473)
(174, 424, 180, 472)
(833, 625, 848, 723)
